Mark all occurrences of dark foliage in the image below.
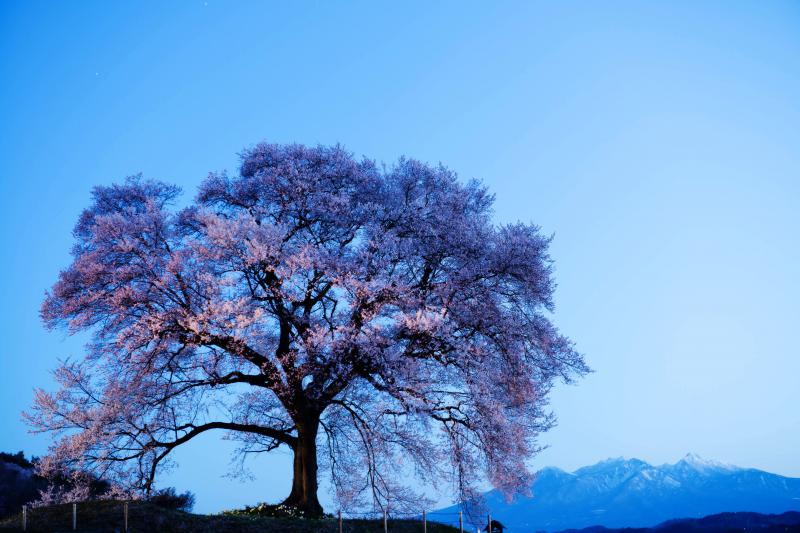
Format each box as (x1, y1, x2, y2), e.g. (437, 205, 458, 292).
(0, 450, 116, 517)
(0, 451, 44, 518)
(0, 452, 35, 470)
(148, 487, 196, 512)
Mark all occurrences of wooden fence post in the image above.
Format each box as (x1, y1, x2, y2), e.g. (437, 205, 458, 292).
(22, 505, 27, 531)
(124, 501, 129, 532)
(338, 509, 342, 533)
(459, 510, 463, 533)
(423, 510, 427, 533)
(72, 503, 77, 531)
(383, 509, 388, 533)
(487, 513, 491, 533)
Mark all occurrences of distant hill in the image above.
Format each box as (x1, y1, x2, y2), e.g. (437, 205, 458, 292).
(0, 452, 43, 518)
(0, 451, 113, 518)
(430, 454, 800, 532)
(557, 510, 800, 532)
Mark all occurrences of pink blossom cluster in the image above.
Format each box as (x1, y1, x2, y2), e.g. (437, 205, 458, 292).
(28, 143, 587, 512)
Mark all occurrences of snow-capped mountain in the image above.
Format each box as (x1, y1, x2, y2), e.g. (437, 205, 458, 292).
(430, 454, 800, 532)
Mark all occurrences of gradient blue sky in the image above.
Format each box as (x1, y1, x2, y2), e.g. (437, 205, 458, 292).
(1, 0, 799, 513)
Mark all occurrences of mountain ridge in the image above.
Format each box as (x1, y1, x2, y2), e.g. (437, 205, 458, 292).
(557, 510, 800, 533)
(430, 454, 800, 532)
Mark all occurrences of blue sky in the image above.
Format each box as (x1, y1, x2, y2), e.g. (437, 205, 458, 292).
(1, 0, 799, 513)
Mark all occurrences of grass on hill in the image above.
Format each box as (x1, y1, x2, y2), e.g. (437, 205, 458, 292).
(0, 500, 460, 533)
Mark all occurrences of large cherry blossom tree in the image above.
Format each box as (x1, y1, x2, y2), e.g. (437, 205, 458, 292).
(28, 143, 587, 516)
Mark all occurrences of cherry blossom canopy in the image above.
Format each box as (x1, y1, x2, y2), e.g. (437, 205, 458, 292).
(29, 143, 587, 514)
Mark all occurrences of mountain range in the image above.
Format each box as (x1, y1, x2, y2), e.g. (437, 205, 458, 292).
(561, 511, 800, 532)
(431, 454, 800, 532)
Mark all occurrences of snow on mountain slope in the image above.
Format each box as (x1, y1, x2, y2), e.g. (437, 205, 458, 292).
(430, 454, 800, 532)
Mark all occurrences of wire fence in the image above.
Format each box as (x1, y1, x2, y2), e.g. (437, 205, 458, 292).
(15, 502, 501, 532)
(17, 502, 129, 532)
(335, 509, 483, 532)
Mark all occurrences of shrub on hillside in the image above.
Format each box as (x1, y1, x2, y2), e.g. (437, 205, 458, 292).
(147, 487, 195, 512)
(221, 502, 332, 519)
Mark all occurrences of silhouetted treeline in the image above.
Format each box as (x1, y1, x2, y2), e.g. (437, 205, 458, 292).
(0, 451, 194, 517)
(0, 451, 43, 517)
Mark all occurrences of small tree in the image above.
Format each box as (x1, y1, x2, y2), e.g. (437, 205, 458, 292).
(28, 143, 587, 515)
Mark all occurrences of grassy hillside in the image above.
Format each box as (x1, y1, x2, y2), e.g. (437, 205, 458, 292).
(0, 500, 459, 532)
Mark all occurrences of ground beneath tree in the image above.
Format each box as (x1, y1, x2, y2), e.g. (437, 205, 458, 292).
(0, 501, 459, 532)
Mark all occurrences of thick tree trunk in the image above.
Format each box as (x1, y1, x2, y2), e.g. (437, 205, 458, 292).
(282, 414, 324, 517)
